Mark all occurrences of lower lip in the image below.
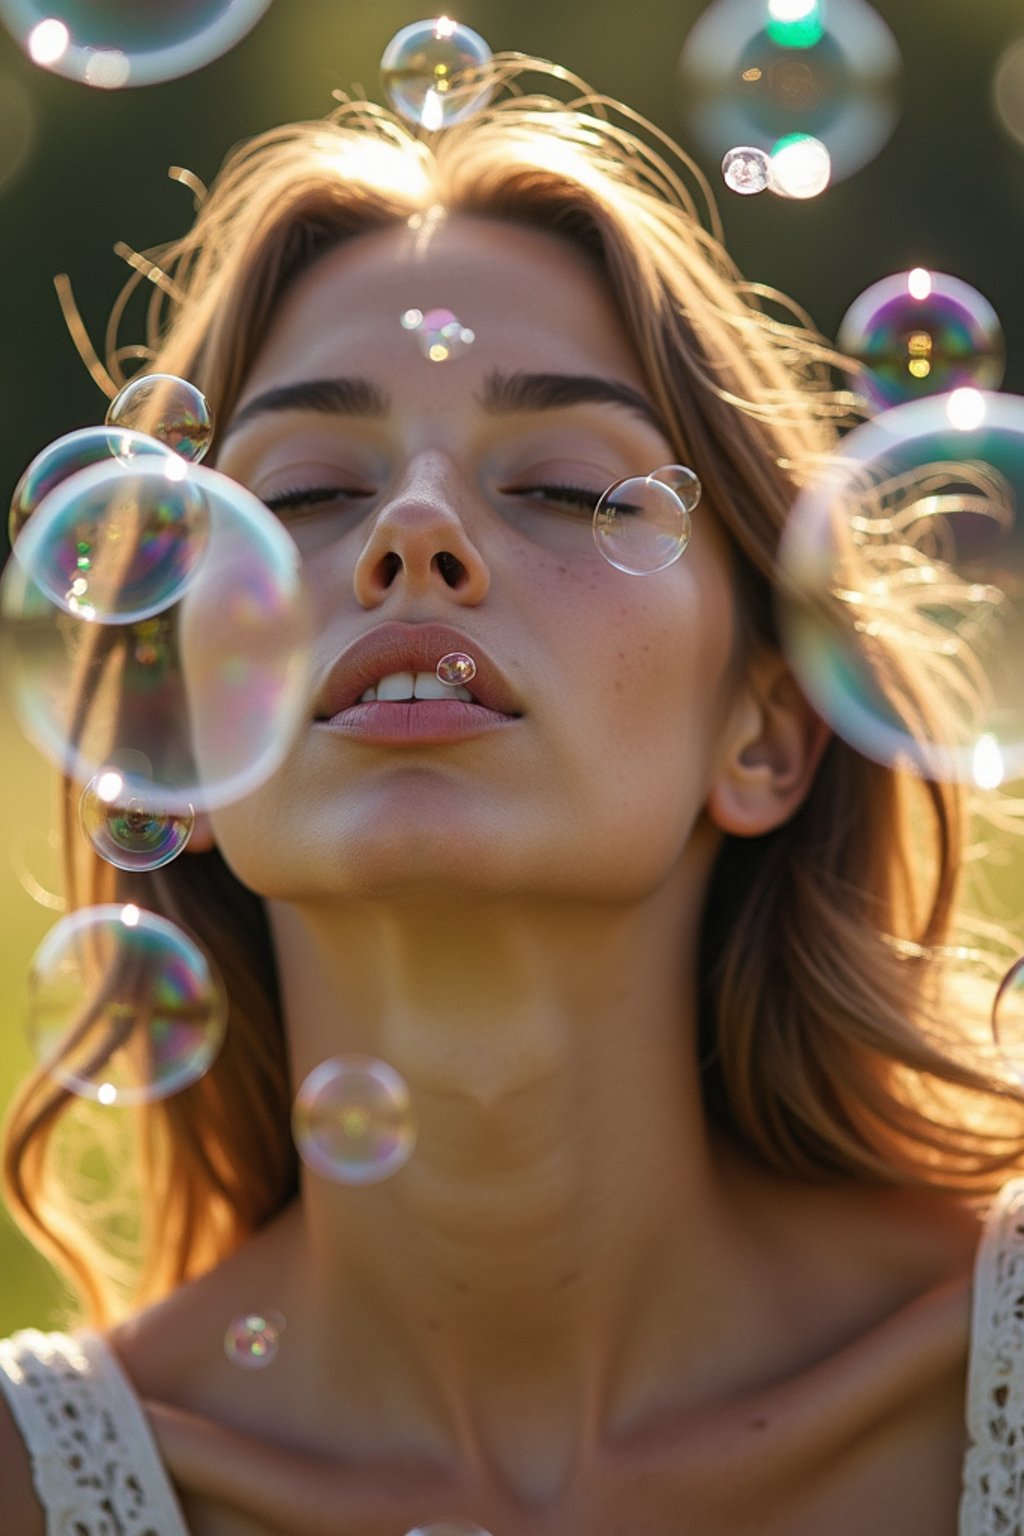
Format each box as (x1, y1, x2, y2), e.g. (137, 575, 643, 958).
(316, 700, 519, 744)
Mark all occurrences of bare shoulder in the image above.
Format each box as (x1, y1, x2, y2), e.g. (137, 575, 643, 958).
(0, 1389, 44, 1536)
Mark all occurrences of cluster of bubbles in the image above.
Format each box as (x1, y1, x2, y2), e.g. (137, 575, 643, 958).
(681, 0, 902, 199)
(401, 307, 476, 362)
(2, 0, 273, 88)
(292, 1056, 418, 1185)
(380, 16, 494, 131)
(836, 269, 1006, 413)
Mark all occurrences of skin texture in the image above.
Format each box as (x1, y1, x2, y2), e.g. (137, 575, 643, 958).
(4, 216, 984, 1535)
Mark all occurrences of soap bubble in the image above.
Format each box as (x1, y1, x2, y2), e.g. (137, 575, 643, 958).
(722, 145, 771, 194)
(11, 457, 210, 625)
(381, 17, 494, 130)
(405, 1525, 494, 1536)
(1, 461, 313, 816)
(768, 132, 831, 198)
(993, 37, 1024, 151)
(80, 769, 194, 871)
(435, 652, 476, 686)
(777, 390, 1024, 785)
(8, 425, 173, 549)
(593, 465, 700, 575)
(836, 270, 1006, 413)
(292, 1056, 417, 1185)
(679, 0, 901, 186)
(401, 307, 475, 361)
(994, 956, 1024, 1079)
(2, 0, 273, 88)
(224, 1312, 284, 1370)
(25, 903, 226, 1105)
(106, 374, 213, 462)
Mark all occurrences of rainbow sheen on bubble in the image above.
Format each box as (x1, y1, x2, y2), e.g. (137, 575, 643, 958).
(381, 17, 494, 130)
(8, 425, 173, 549)
(993, 956, 1024, 1081)
(405, 1525, 494, 1536)
(224, 1312, 284, 1370)
(1, 0, 272, 88)
(106, 374, 213, 462)
(401, 307, 475, 361)
(837, 270, 1006, 412)
(0, 460, 313, 816)
(80, 770, 194, 872)
(11, 457, 210, 625)
(722, 145, 771, 194)
(777, 390, 1024, 784)
(292, 1057, 417, 1185)
(435, 651, 476, 686)
(593, 465, 700, 575)
(25, 903, 225, 1104)
(679, 0, 901, 186)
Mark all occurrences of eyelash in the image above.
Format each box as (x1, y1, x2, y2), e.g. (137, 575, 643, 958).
(260, 482, 604, 519)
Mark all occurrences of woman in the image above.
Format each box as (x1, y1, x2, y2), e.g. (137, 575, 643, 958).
(1, 51, 1022, 1536)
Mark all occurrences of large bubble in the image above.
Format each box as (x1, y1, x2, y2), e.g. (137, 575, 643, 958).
(25, 902, 226, 1105)
(836, 269, 1006, 413)
(1, 458, 313, 815)
(777, 390, 1024, 786)
(1, 0, 273, 88)
(380, 17, 494, 130)
(679, 0, 901, 187)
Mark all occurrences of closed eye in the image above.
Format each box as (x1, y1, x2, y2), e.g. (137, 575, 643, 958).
(510, 483, 605, 514)
(260, 485, 375, 518)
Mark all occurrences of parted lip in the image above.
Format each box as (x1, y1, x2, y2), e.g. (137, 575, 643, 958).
(314, 622, 523, 718)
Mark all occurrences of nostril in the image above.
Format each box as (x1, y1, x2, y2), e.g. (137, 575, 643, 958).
(380, 551, 402, 586)
(434, 550, 466, 587)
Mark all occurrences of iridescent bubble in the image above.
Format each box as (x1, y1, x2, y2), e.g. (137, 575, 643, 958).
(106, 374, 213, 462)
(777, 390, 1024, 784)
(1, 1, 273, 88)
(679, 0, 901, 186)
(80, 769, 194, 871)
(224, 1312, 284, 1370)
(994, 956, 1024, 1079)
(401, 307, 475, 362)
(435, 651, 476, 686)
(593, 465, 700, 576)
(25, 903, 226, 1105)
(722, 145, 771, 194)
(8, 425, 173, 549)
(381, 17, 494, 130)
(0, 461, 313, 816)
(11, 457, 210, 625)
(292, 1057, 417, 1185)
(836, 270, 1006, 413)
(405, 1524, 494, 1536)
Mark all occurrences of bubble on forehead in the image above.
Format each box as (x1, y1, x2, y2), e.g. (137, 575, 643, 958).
(80, 770, 194, 872)
(3, 0, 273, 88)
(24, 903, 226, 1105)
(0, 458, 314, 816)
(777, 389, 1024, 785)
(292, 1056, 417, 1184)
(679, 0, 902, 187)
(837, 270, 1005, 413)
(593, 466, 700, 575)
(380, 17, 494, 130)
(401, 306, 475, 362)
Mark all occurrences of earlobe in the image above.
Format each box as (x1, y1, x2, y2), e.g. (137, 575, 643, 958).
(705, 652, 831, 838)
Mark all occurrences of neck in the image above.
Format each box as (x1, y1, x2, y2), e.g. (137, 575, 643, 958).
(265, 880, 757, 1503)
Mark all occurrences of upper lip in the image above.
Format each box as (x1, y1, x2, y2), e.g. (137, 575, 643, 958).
(314, 622, 523, 718)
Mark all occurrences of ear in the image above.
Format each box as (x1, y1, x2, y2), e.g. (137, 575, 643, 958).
(186, 809, 216, 854)
(705, 649, 831, 837)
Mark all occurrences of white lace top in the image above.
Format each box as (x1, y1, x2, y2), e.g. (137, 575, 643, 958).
(3, 1180, 1024, 1534)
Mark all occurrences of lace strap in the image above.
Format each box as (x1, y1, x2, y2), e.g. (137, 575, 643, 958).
(961, 1179, 1024, 1535)
(0, 1328, 190, 1536)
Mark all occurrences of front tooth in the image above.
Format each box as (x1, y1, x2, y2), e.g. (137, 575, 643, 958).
(413, 671, 464, 700)
(359, 686, 377, 702)
(376, 671, 415, 701)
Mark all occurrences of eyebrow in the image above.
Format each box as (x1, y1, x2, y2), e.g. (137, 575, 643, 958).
(222, 369, 672, 442)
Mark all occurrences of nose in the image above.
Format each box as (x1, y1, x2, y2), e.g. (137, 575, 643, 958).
(352, 451, 490, 608)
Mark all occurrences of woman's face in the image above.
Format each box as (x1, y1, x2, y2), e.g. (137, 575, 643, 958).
(211, 213, 744, 903)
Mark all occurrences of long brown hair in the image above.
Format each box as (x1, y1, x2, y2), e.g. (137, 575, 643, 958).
(5, 55, 1023, 1327)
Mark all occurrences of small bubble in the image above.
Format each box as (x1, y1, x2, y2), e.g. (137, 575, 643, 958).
(593, 465, 699, 575)
(106, 374, 213, 462)
(380, 17, 494, 130)
(401, 307, 475, 362)
(435, 652, 476, 686)
(80, 771, 194, 871)
(292, 1056, 417, 1184)
(224, 1312, 284, 1370)
(722, 145, 771, 194)
(769, 132, 831, 198)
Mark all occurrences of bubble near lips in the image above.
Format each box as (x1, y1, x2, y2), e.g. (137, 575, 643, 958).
(435, 651, 477, 686)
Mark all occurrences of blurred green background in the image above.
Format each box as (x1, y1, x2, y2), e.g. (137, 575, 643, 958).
(2, 0, 1024, 1334)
